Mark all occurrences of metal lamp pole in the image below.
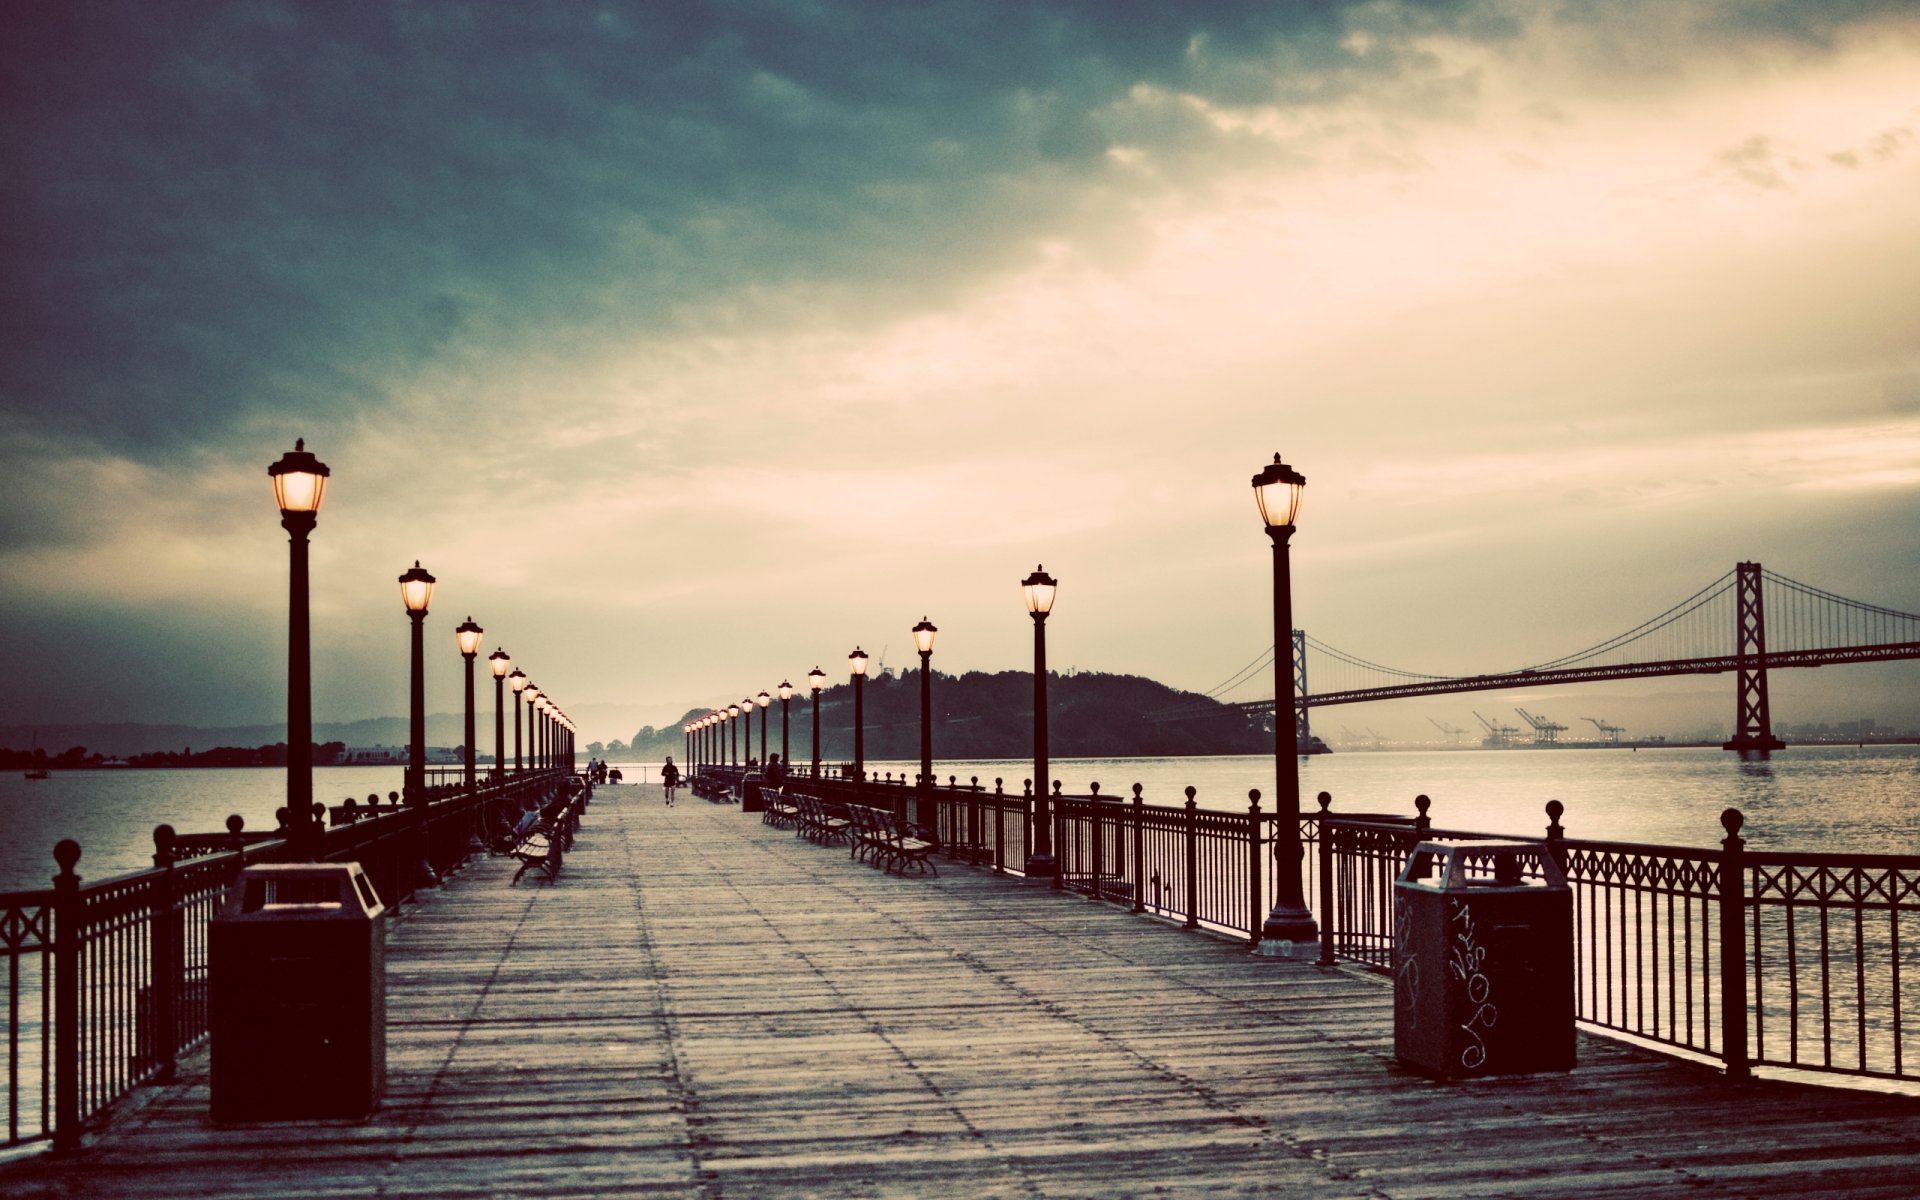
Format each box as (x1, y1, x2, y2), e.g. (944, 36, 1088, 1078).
(778, 681, 793, 769)
(399, 562, 436, 801)
(1253, 454, 1318, 953)
(489, 649, 510, 783)
(524, 682, 541, 773)
(509, 669, 527, 773)
(456, 618, 483, 794)
(269, 440, 329, 859)
(757, 690, 770, 765)
(807, 667, 825, 777)
(913, 617, 937, 824)
(849, 648, 869, 783)
(1022, 566, 1057, 877)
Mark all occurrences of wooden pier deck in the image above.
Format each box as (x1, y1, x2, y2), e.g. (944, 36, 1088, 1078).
(6, 787, 1920, 1198)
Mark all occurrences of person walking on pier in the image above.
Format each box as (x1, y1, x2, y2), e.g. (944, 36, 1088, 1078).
(661, 756, 680, 806)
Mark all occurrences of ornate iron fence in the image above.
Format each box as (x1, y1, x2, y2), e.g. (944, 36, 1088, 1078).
(0, 769, 572, 1150)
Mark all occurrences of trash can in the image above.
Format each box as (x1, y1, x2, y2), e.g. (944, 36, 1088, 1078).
(1393, 841, 1574, 1079)
(210, 862, 386, 1122)
(740, 772, 765, 813)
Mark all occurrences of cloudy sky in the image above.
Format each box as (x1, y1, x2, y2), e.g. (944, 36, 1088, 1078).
(3, 0, 1917, 745)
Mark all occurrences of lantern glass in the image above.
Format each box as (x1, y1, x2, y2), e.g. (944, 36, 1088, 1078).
(757, 691, 770, 708)
(398, 561, 436, 614)
(1021, 565, 1058, 615)
(455, 618, 484, 657)
(268, 439, 330, 516)
(489, 649, 511, 678)
(1251, 453, 1306, 529)
(849, 648, 869, 677)
(778, 680, 793, 701)
(728, 705, 740, 718)
(525, 683, 540, 702)
(807, 667, 826, 692)
(912, 617, 937, 655)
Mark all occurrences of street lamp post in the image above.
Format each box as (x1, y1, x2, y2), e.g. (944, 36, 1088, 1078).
(1253, 453, 1318, 954)
(778, 680, 792, 771)
(488, 649, 510, 783)
(757, 690, 770, 766)
(456, 618, 483, 795)
(729, 703, 741, 767)
(268, 439, 329, 859)
(807, 667, 826, 777)
(534, 695, 547, 771)
(849, 648, 869, 783)
(524, 682, 541, 772)
(509, 669, 527, 772)
(399, 561, 436, 801)
(1021, 566, 1057, 877)
(913, 617, 937, 825)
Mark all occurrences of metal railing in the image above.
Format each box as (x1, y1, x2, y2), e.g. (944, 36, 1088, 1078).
(710, 764, 1920, 1085)
(1, 768, 575, 1150)
(959, 782, 1920, 1086)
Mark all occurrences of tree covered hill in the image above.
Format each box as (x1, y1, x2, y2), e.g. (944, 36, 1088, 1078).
(613, 669, 1266, 764)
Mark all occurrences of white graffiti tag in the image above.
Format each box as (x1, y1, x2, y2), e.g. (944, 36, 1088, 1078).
(1448, 900, 1498, 1070)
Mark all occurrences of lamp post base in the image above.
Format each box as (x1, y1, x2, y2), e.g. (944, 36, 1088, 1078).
(1023, 852, 1056, 879)
(1257, 905, 1318, 957)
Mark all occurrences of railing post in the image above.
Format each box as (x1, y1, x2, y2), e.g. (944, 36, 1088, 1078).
(1317, 792, 1336, 966)
(52, 839, 81, 1152)
(969, 776, 982, 864)
(1413, 794, 1432, 835)
(994, 779, 1006, 873)
(1544, 799, 1567, 873)
(1132, 784, 1146, 914)
(149, 825, 180, 1084)
(1183, 787, 1199, 930)
(1089, 783, 1103, 897)
(1719, 808, 1752, 1081)
(1248, 790, 1263, 948)
(1052, 782, 1066, 891)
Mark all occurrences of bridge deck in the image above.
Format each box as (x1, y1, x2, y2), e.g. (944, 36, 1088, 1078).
(6, 788, 1920, 1198)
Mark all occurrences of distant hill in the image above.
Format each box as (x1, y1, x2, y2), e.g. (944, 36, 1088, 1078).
(5, 670, 1269, 765)
(618, 669, 1267, 764)
(0, 714, 478, 759)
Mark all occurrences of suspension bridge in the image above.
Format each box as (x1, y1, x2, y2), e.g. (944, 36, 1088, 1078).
(1161, 563, 1920, 753)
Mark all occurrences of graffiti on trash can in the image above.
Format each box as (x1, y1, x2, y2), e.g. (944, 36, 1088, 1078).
(1448, 899, 1499, 1070)
(1393, 893, 1420, 1032)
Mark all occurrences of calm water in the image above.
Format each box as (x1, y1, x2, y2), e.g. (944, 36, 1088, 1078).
(4, 747, 1915, 893)
(0, 765, 404, 893)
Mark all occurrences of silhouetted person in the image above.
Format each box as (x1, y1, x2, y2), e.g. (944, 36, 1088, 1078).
(661, 756, 680, 805)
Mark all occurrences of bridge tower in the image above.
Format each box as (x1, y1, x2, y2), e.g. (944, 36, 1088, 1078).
(1292, 629, 1328, 754)
(1723, 561, 1786, 754)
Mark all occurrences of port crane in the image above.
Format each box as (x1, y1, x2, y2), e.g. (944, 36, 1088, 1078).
(1473, 710, 1523, 748)
(1584, 716, 1625, 744)
(1514, 707, 1568, 745)
(1428, 717, 1467, 744)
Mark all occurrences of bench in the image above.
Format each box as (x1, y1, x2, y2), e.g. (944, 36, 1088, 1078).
(794, 792, 851, 846)
(763, 786, 801, 829)
(844, 804, 938, 876)
(508, 784, 587, 885)
(509, 827, 559, 885)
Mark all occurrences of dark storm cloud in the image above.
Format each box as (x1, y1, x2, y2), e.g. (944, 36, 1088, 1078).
(0, 0, 1476, 457)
